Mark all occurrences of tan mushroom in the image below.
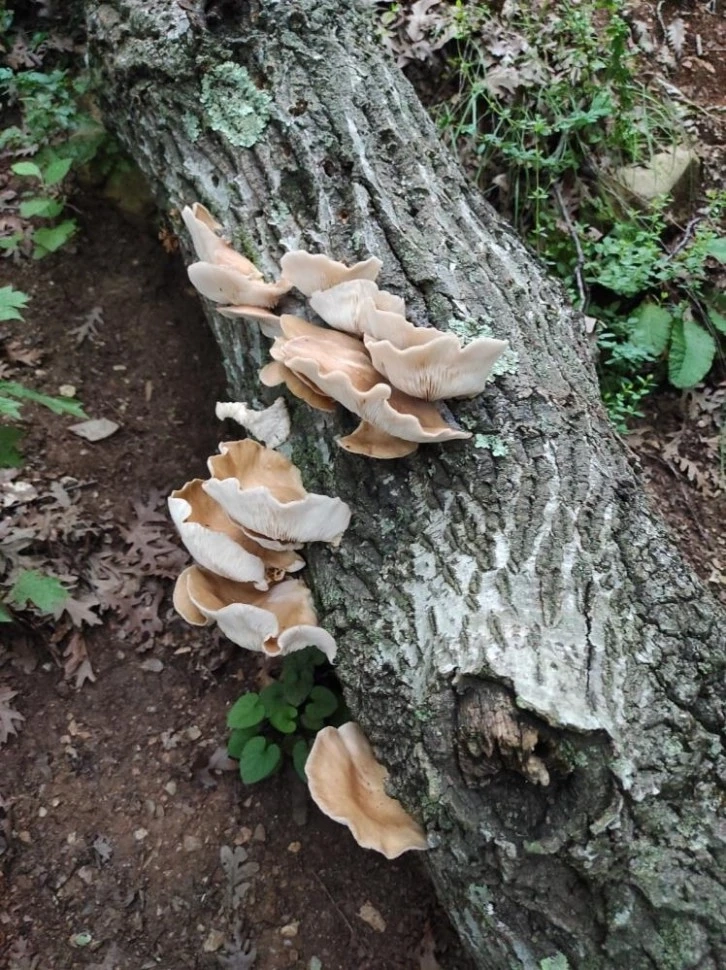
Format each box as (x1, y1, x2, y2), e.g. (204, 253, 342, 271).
(182, 203, 263, 278)
(216, 305, 283, 339)
(203, 440, 351, 548)
(259, 361, 337, 413)
(187, 262, 291, 310)
(173, 566, 336, 660)
(274, 331, 470, 445)
(337, 421, 418, 460)
(169, 479, 304, 588)
(309, 280, 405, 335)
(364, 329, 509, 400)
(279, 251, 382, 297)
(305, 722, 428, 859)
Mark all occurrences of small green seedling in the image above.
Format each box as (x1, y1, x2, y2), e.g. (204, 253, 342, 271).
(226, 647, 346, 785)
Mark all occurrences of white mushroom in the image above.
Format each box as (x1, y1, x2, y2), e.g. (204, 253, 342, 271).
(309, 280, 405, 335)
(280, 251, 382, 297)
(215, 398, 291, 449)
(168, 479, 304, 588)
(364, 329, 509, 400)
(173, 567, 336, 660)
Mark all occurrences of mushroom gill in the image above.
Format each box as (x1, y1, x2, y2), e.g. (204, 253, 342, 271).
(280, 251, 382, 297)
(169, 479, 304, 588)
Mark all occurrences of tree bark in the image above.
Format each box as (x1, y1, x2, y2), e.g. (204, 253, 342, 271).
(84, 2, 726, 967)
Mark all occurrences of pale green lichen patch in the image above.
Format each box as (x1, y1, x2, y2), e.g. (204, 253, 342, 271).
(447, 316, 519, 377)
(474, 434, 509, 457)
(540, 956, 571, 970)
(200, 62, 271, 148)
(182, 111, 201, 142)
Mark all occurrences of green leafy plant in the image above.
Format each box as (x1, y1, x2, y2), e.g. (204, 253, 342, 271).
(226, 647, 346, 785)
(431, 0, 725, 427)
(0, 291, 86, 467)
(0, 10, 117, 258)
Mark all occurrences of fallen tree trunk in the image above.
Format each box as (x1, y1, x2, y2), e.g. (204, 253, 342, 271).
(84, 2, 726, 967)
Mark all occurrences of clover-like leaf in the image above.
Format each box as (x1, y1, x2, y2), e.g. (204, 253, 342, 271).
(280, 665, 314, 707)
(304, 685, 339, 723)
(228, 725, 260, 759)
(227, 693, 266, 730)
(269, 703, 298, 734)
(239, 736, 282, 784)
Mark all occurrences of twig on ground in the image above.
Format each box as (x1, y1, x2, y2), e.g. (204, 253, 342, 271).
(313, 870, 357, 942)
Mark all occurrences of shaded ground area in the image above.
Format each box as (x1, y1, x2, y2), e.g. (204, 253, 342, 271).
(0, 200, 469, 970)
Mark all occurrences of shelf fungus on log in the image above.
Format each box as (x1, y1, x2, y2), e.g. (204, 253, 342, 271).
(168, 479, 304, 589)
(173, 566, 337, 660)
(271, 327, 470, 446)
(203, 440, 352, 548)
(308, 279, 405, 335)
(306, 722, 428, 860)
(182, 203, 291, 333)
(215, 398, 291, 449)
(279, 250, 382, 297)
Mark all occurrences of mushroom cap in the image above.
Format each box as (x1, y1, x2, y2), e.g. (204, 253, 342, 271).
(169, 480, 267, 588)
(216, 306, 283, 339)
(173, 567, 336, 659)
(173, 565, 210, 626)
(214, 398, 291, 449)
(182, 203, 263, 278)
(306, 723, 428, 859)
(309, 280, 405, 335)
(278, 334, 470, 443)
(169, 480, 305, 587)
(364, 331, 509, 400)
(204, 440, 352, 547)
(337, 420, 418, 460)
(188, 262, 292, 309)
(280, 251, 382, 297)
(259, 361, 337, 413)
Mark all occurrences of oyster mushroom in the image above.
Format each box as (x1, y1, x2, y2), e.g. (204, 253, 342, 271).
(169, 479, 304, 588)
(363, 329, 509, 400)
(280, 251, 382, 297)
(215, 398, 291, 449)
(309, 280, 405, 335)
(173, 566, 336, 660)
(182, 202, 292, 320)
(273, 330, 470, 445)
(305, 722, 428, 859)
(203, 440, 351, 548)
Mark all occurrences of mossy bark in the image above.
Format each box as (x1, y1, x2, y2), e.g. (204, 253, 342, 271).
(84, 2, 726, 967)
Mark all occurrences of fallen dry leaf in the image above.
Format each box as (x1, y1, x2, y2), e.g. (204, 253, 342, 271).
(69, 418, 120, 442)
(0, 685, 24, 745)
(358, 901, 386, 933)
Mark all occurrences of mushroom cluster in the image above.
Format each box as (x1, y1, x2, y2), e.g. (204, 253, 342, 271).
(182, 204, 508, 459)
(169, 439, 350, 661)
(177, 204, 452, 856)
